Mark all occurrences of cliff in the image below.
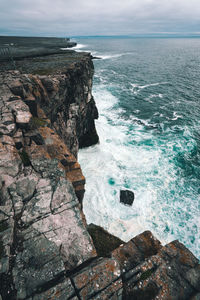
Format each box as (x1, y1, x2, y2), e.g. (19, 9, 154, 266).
(0, 46, 199, 300)
(0, 36, 76, 61)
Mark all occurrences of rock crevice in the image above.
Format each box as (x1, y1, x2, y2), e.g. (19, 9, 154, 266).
(0, 50, 199, 300)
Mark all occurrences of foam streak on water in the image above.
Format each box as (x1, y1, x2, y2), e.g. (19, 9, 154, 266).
(78, 37, 200, 258)
(61, 44, 88, 52)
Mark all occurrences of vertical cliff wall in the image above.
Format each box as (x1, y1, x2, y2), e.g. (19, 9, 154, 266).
(8, 55, 99, 158)
(0, 62, 99, 299)
(0, 51, 199, 300)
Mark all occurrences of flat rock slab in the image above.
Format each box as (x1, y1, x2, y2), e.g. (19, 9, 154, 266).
(13, 234, 66, 300)
(72, 257, 123, 299)
(120, 236, 200, 300)
(31, 278, 77, 300)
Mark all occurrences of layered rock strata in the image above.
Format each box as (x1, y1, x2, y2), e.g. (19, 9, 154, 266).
(0, 66, 98, 299)
(0, 51, 199, 300)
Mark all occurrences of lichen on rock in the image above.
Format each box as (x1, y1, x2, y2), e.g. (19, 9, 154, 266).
(0, 45, 199, 300)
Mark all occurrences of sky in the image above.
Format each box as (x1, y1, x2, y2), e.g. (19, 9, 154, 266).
(1, 0, 200, 36)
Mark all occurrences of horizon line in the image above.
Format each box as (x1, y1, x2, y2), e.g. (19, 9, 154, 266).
(1, 33, 200, 39)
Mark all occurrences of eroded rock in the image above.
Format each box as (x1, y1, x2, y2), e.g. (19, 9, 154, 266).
(0, 63, 98, 299)
(0, 51, 199, 300)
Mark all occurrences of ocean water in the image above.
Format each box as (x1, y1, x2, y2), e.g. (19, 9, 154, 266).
(75, 37, 200, 258)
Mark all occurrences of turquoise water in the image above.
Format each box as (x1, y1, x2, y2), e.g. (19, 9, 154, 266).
(76, 38, 200, 258)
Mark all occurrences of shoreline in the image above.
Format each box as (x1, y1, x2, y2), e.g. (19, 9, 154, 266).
(0, 37, 199, 299)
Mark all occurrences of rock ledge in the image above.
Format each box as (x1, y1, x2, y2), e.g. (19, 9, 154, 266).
(0, 48, 199, 300)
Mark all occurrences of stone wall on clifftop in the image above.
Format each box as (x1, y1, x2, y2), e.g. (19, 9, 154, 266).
(0, 50, 199, 300)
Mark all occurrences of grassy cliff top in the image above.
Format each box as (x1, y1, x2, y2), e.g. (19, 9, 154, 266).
(0, 36, 92, 74)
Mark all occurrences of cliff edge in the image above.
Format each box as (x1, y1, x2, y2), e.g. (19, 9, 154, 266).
(0, 43, 199, 300)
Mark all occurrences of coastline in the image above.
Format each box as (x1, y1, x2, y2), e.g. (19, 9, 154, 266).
(0, 37, 199, 300)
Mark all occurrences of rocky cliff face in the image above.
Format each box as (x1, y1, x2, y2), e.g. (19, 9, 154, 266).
(0, 51, 199, 300)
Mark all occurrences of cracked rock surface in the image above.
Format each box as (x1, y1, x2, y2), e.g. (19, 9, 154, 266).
(0, 59, 98, 299)
(0, 51, 199, 300)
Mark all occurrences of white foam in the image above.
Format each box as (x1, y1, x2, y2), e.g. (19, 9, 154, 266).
(72, 43, 87, 50)
(131, 83, 139, 88)
(149, 94, 163, 99)
(79, 87, 171, 240)
(96, 52, 134, 60)
(130, 82, 168, 95)
(138, 82, 168, 89)
(79, 80, 200, 259)
(99, 54, 124, 60)
(171, 111, 182, 120)
(61, 43, 88, 52)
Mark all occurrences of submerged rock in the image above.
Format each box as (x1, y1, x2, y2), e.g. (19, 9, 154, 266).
(0, 53, 98, 299)
(120, 189, 135, 206)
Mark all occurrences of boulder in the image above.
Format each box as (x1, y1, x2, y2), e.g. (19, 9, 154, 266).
(120, 189, 135, 206)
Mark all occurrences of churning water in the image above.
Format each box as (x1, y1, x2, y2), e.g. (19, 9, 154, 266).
(77, 37, 200, 258)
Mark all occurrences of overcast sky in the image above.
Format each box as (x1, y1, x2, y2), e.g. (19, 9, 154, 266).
(1, 0, 200, 36)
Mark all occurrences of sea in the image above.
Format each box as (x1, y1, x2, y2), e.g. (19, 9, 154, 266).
(72, 37, 200, 258)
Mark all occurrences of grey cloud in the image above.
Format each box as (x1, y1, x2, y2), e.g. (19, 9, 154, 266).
(0, 0, 200, 36)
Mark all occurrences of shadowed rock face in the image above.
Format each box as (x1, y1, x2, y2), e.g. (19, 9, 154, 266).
(0, 47, 199, 300)
(5, 51, 99, 158)
(0, 66, 97, 299)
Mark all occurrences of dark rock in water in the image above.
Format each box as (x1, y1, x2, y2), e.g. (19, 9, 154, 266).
(120, 190, 135, 206)
(91, 56, 102, 60)
(78, 98, 99, 149)
(79, 121, 99, 148)
(87, 223, 123, 257)
(72, 257, 123, 299)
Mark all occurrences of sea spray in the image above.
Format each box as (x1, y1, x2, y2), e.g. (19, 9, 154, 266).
(78, 37, 200, 258)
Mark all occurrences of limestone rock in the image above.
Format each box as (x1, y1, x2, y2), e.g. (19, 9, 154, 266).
(112, 231, 162, 273)
(12, 234, 66, 299)
(72, 257, 123, 299)
(7, 99, 32, 128)
(0, 64, 97, 299)
(113, 232, 200, 300)
(0, 49, 199, 300)
(31, 278, 77, 300)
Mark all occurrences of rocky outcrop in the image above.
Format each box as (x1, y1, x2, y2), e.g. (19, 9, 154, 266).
(112, 231, 200, 300)
(0, 49, 199, 300)
(6, 56, 99, 158)
(0, 36, 76, 61)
